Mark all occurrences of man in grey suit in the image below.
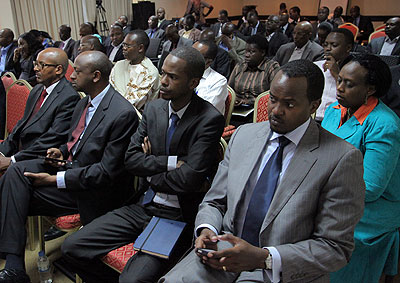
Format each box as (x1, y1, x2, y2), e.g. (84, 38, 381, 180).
(367, 17, 400, 56)
(160, 59, 365, 283)
(145, 16, 165, 39)
(274, 21, 324, 66)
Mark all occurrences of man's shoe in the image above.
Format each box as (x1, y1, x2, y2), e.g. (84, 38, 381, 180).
(44, 225, 67, 241)
(0, 268, 30, 283)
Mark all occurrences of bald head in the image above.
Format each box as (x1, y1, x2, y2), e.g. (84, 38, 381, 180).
(78, 35, 103, 54)
(42, 47, 69, 74)
(200, 28, 216, 41)
(157, 7, 165, 21)
(385, 17, 400, 40)
(221, 22, 235, 37)
(0, 28, 14, 47)
(34, 48, 69, 86)
(293, 21, 313, 48)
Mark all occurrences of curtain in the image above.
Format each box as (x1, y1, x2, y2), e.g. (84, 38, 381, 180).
(11, 0, 132, 41)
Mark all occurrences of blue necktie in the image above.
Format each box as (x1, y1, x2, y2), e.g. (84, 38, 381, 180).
(241, 136, 291, 246)
(142, 113, 180, 205)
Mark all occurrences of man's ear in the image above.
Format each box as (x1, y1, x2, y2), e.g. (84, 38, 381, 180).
(138, 43, 145, 54)
(92, 70, 101, 83)
(189, 77, 200, 90)
(310, 98, 321, 114)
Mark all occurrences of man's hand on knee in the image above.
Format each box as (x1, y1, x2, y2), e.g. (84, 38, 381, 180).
(24, 172, 57, 187)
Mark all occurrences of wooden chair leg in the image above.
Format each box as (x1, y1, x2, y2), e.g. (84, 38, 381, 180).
(38, 216, 45, 252)
(75, 273, 83, 283)
(27, 216, 36, 251)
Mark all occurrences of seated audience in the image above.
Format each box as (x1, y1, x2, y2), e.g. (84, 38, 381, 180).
(289, 6, 303, 24)
(54, 24, 76, 60)
(330, 6, 344, 27)
(110, 30, 160, 111)
(266, 15, 289, 57)
(367, 17, 400, 56)
(229, 35, 279, 106)
(0, 51, 139, 282)
(9, 31, 43, 86)
(160, 59, 365, 283)
(279, 13, 294, 41)
(279, 2, 287, 15)
(211, 9, 229, 37)
(311, 6, 331, 38)
(157, 7, 171, 30)
(118, 15, 132, 35)
(314, 28, 354, 122)
(145, 16, 165, 39)
(200, 29, 230, 79)
(0, 47, 80, 171)
(238, 11, 266, 40)
(315, 21, 333, 46)
(193, 40, 228, 114)
(381, 65, 400, 118)
(77, 35, 105, 54)
(158, 24, 193, 70)
(71, 22, 95, 61)
(274, 21, 324, 66)
(350, 5, 374, 43)
(0, 28, 17, 75)
(216, 22, 246, 65)
(62, 46, 225, 283)
(29, 29, 54, 49)
(179, 14, 201, 42)
(105, 22, 125, 62)
(323, 54, 400, 283)
(236, 5, 252, 31)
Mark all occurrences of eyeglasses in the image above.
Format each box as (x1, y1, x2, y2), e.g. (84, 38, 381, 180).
(122, 42, 136, 49)
(33, 61, 59, 69)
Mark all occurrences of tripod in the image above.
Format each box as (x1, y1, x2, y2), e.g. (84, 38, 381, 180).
(95, 1, 109, 36)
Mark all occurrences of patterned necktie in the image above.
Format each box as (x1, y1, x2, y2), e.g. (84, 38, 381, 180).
(241, 136, 291, 246)
(165, 113, 180, 155)
(66, 101, 91, 160)
(59, 41, 65, 49)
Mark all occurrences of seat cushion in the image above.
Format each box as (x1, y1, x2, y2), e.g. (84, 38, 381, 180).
(102, 243, 137, 273)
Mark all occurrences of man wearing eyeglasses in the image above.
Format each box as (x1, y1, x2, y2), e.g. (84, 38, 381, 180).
(0, 47, 80, 174)
(110, 30, 160, 112)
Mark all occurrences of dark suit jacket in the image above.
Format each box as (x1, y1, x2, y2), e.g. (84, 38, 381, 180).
(283, 22, 295, 41)
(0, 77, 80, 161)
(105, 44, 124, 62)
(211, 47, 231, 79)
(145, 28, 165, 39)
(159, 19, 172, 31)
(59, 86, 139, 224)
(158, 37, 193, 71)
(382, 65, 400, 118)
(211, 22, 222, 37)
(367, 37, 400, 56)
(124, 95, 225, 225)
(54, 38, 76, 60)
(273, 41, 324, 66)
(238, 21, 266, 40)
(268, 31, 289, 57)
(70, 40, 80, 62)
(354, 15, 374, 41)
(1, 41, 18, 76)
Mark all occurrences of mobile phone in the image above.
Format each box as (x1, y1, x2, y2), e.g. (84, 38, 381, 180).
(38, 156, 67, 163)
(196, 248, 215, 256)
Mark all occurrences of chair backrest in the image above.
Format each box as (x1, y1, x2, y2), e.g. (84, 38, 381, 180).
(225, 85, 236, 126)
(5, 80, 32, 136)
(65, 60, 74, 82)
(146, 38, 162, 59)
(253, 90, 270, 123)
(369, 30, 386, 43)
(339, 23, 359, 41)
(375, 24, 386, 31)
(1, 72, 16, 91)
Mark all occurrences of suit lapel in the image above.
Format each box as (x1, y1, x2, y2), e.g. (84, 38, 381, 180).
(378, 37, 385, 53)
(301, 42, 312, 60)
(157, 100, 169, 154)
(392, 41, 400, 55)
(260, 120, 319, 232)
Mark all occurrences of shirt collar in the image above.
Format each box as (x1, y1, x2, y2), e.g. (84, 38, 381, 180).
(62, 37, 72, 45)
(385, 35, 400, 43)
(333, 96, 378, 126)
(168, 100, 191, 119)
(1, 43, 13, 53)
(295, 40, 310, 51)
(43, 80, 60, 95)
(270, 118, 311, 147)
(112, 42, 123, 49)
(89, 84, 110, 109)
(202, 66, 212, 79)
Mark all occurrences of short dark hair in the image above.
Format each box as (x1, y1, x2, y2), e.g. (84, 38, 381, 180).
(20, 32, 43, 56)
(290, 6, 301, 14)
(331, 28, 354, 47)
(170, 46, 205, 79)
(85, 51, 113, 80)
(247, 10, 258, 18)
(349, 54, 392, 98)
(198, 40, 218, 60)
(219, 9, 228, 17)
(184, 14, 195, 23)
(318, 21, 333, 33)
(280, 59, 325, 102)
(321, 6, 330, 14)
(246, 35, 268, 55)
(127, 30, 150, 51)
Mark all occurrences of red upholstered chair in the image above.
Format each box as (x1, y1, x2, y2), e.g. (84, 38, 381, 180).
(222, 86, 237, 140)
(1, 72, 16, 91)
(253, 91, 270, 123)
(5, 80, 31, 138)
(65, 60, 74, 82)
(375, 24, 386, 31)
(369, 30, 386, 43)
(102, 243, 137, 273)
(339, 23, 359, 41)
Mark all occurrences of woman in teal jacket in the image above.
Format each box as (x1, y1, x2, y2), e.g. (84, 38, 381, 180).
(323, 54, 400, 282)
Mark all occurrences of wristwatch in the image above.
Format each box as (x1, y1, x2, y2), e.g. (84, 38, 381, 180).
(265, 253, 273, 269)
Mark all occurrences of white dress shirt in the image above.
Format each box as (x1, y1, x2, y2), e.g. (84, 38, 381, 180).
(108, 43, 122, 62)
(56, 84, 110, 188)
(289, 41, 310, 62)
(196, 118, 311, 283)
(380, 36, 399, 56)
(314, 60, 337, 121)
(61, 37, 72, 50)
(195, 67, 228, 115)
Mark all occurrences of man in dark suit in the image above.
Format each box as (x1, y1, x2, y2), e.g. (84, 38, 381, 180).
(0, 51, 138, 282)
(382, 65, 400, 117)
(105, 23, 125, 62)
(54, 25, 76, 60)
(279, 13, 294, 41)
(157, 8, 172, 31)
(368, 17, 400, 56)
(0, 48, 80, 172)
(0, 28, 17, 75)
(62, 46, 225, 283)
(145, 16, 165, 39)
(350, 5, 373, 43)
(266, 15, 289, 57)
(274, 21, 324, 66)
(238, 11, 266, 41)
(118, 15, 132, 35)
(71, 22, 95, 61)
(311, 6, 332, 39)
(211, 9, 229, 37)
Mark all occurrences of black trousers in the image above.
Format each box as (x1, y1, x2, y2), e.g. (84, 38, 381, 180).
(0, 159, 78, 257)
(62, 202, 190, 283)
